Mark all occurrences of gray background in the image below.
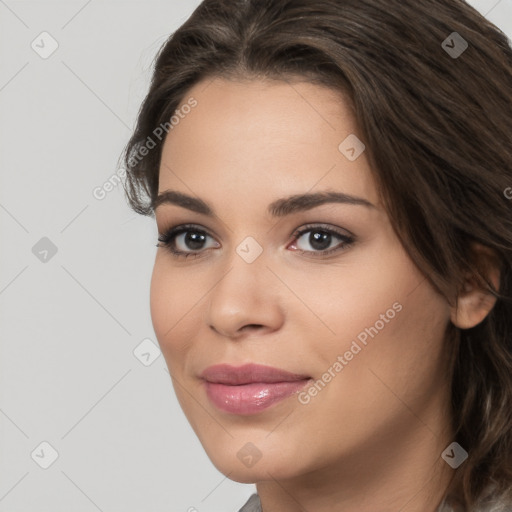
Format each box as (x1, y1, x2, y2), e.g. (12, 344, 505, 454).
(0, 0, 511, 511)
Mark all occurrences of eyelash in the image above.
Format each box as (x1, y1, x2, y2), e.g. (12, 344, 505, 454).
(156, 223, 355, 260)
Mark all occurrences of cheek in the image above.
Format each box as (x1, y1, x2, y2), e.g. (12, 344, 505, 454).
(149, 258, 197, 364)
(319, 267, 450, 415)
(149, 260, 168, 339)
(296, 240, 451, 380)
(285, 243, 419, 351)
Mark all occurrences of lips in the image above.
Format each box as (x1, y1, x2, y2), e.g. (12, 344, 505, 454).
(200, 363, 311, 415)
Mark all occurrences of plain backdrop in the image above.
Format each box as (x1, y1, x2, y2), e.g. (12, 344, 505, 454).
(0, 0, 511, 511)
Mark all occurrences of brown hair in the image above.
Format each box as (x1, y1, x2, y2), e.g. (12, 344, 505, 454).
(119, 0, 512, 508)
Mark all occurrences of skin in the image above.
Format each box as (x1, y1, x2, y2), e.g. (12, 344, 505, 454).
(150, 77, 498, 512)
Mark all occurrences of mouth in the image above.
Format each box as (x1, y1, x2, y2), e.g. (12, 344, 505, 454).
(200, 363, 312, 415)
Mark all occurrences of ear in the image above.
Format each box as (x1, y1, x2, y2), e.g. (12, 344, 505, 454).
(450, 243, 501, 329)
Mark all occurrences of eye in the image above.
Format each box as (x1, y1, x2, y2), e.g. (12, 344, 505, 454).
(156, 223, 355, 259)
(288, 224, 354, 256)
(157, 224, 220, 259)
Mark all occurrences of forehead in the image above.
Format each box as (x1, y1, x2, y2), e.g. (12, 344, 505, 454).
(157, 77, 378, 211)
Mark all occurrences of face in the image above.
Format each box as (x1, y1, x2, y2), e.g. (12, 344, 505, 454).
(151, 77, 453, 484)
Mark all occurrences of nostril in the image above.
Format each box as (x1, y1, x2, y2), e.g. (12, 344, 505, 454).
(242, 324, 263, 331)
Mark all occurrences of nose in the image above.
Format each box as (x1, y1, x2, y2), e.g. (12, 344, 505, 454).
(205, 249, 285, 340)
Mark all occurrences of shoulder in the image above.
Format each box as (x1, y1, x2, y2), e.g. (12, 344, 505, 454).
(237, 493, 261, 512)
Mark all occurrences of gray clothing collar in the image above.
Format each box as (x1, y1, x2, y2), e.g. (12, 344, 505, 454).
(236, 492, 509, 512)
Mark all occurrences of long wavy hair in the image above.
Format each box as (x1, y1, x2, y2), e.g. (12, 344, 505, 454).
(119, 0, 512, 508)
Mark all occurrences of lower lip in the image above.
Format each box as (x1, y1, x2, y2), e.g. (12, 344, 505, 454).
(204, 380, 311, 415)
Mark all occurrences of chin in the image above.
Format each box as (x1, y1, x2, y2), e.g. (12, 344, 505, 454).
(202, 440, 301, 483)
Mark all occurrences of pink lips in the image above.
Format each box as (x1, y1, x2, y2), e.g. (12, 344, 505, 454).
(200, 363, 311, 415)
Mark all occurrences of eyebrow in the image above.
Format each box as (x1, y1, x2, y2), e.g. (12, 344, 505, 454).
(152, 190, 375, 217)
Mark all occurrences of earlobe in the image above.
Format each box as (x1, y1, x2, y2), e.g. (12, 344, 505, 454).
(450, 243, 501, 330)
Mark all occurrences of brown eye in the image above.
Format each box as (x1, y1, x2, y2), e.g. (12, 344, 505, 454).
(288, 224, 355, 257)
(157, 224, 220, 258)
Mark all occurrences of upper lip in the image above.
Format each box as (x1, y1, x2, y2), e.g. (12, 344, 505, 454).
(200, 363, 311, 385)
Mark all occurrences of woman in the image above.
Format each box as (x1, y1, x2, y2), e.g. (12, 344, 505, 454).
(119, 0, 512, 510)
